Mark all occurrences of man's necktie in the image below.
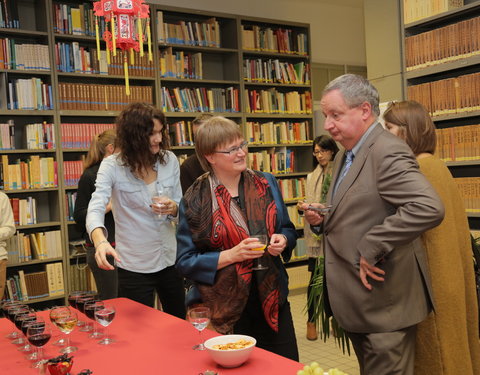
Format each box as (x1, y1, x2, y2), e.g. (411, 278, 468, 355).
(338, 150, 354, 182)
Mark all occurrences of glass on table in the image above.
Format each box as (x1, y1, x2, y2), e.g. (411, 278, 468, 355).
(76, 296, 95, 332)
(84, 301, 104, 339)
(187, 306, 211, 350)
(54, 309, 78, 354)
(251, 234, 269, 271)
(24, 317, 45, 361)
(16, 311, 37, 352)
(27, 320, 52, 368)
(9, 306, 30, 345)
(49, 306, 71, 346)
(68, 291, 86, 327)
(4, 303, 27, 340)
(94, 304, 116, 345)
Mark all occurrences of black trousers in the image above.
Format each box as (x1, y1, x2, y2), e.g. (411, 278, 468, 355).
(117, 265, 186, 319)
(86, 247, 118, 300)
(233, 277, 299, 361)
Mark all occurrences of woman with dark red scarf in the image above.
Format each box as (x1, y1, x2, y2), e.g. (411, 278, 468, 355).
(176, 116, 299, 361)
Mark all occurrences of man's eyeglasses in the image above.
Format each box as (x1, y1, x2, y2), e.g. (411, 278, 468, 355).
(214, 141, 248, 155)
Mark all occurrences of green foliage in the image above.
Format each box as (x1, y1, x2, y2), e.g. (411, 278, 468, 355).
(306, 256, 351, 355)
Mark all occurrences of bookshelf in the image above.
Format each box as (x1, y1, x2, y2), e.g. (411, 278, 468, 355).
(401, 0, 480, 234)
(0, 1, 313, 304)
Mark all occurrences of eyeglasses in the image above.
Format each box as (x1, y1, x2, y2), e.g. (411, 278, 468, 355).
(313, 149, 330, 156)
(214, 141, 248, 155)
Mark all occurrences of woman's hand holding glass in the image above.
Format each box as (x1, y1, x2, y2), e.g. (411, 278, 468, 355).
(151, 187, 176, 218)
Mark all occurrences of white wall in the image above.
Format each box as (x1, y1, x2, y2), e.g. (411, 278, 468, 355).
(149, 0, 366, 66)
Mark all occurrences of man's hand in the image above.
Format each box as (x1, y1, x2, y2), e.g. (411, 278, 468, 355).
(302, 202, 326, 226)
(359, 256, 385, 290)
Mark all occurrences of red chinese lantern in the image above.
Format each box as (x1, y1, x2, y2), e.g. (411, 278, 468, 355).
(93, 0, 152, 95)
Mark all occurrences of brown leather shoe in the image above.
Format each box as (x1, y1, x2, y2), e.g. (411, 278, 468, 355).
(306, 322, 318, 341)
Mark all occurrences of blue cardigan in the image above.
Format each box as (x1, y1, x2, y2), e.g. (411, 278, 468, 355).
(175, 172, 298, 307)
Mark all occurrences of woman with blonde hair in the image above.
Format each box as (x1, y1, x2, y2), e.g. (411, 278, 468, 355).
(384, 100, 480, 375)
(74, 128, 118, 300)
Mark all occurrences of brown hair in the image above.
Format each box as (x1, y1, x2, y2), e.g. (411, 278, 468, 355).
(83, 128, 117, 170)
(116, 102, 169, 175)
(383, 100, 436, 155)
(195, 116, 243, 172)
(192, 113, 214, 126)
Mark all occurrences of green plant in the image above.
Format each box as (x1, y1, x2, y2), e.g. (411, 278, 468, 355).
(306, 256, 351, 355)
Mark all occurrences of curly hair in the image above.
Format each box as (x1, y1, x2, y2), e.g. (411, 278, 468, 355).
(116, 102, 170, 174)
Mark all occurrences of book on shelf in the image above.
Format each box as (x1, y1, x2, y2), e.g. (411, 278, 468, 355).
(244, 88, 312, 114)
(454, 177, 480, 212)
(241, 25, 308, 55)
(0, 0, 20, 29)
(0, 120, 15, 150)
(403, 0, 464, 24)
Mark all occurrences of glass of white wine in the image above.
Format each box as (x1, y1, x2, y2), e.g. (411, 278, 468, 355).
(188, 306, 211, 350)
(152, 186, 173, 220)
(54, 309, 78, 354)
(252, 234, 269, 271)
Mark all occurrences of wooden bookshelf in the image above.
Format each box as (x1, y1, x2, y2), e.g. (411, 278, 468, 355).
(401, 0, 480, 232)
(0, 1, 313, 305)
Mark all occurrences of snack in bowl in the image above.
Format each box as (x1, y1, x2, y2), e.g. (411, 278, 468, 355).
(204, 334, 256, 368)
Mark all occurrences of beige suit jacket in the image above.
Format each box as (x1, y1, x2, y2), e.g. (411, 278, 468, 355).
(323, 123, 444, 333)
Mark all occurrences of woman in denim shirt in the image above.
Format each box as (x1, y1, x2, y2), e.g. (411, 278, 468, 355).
(86, 103, 185, 318)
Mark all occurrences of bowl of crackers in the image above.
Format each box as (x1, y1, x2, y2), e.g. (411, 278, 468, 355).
(204, 334, 256, 368)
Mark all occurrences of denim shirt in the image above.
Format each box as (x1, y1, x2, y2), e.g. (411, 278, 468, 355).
(86, 152, 182, 273)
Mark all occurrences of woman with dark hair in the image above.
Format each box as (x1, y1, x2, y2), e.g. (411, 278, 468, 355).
(297, 135, 339, 340)
(74, 128, 118, 300)
(86, 103, 185, 318)
(384, 100, 480, 375)
(176, 116, 299, 360)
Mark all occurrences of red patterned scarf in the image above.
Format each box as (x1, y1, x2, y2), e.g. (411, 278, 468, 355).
(183, 169, 279, 333)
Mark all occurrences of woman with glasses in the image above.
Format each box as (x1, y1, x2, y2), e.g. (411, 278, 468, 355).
(176, 116, 299, 360)
(86, 103, 185, 319)
(297, 135, 339, 340)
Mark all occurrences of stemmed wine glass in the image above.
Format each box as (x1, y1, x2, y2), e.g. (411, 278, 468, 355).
(10, 306, 30, 345)
(16, 311, 37, 352)
(94, 304, 115, 345)
(54, 309, 78, 354)
(84, 301, 104, 339)
(49, 306, 71, 346)
(2, 301, 22, 339)
(23, 317, 45, 361)
(27, 320, 52, 368)
(188, 306, 211, 350)
(251, 234, 269, 271)
(68, 291, 86, 327)
(76, 295, 95, 332)
(5, 303, 28, 340)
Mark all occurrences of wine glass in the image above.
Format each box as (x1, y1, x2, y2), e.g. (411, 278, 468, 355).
(188, 306, 211, 350)
(27, 321, 52, 368)
(49, 306, 71, 346)
(152, 186, 173, 220)
(10, 306, 30, 345)
(54, 309, 78, 354)
(84, 301, 104, 338)
(23, 317, 44, 361)
(76, 295, 95, 332)
(16, 311, 37, 352)
(94, 304, 116, 345)
(5, 303, 27, 340)
(251, 234, 269, 271)
(68, 291, 86, 327)
(2, 301, 22, 339)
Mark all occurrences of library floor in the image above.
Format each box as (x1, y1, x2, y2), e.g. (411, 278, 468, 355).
(289, 289, 360, 375)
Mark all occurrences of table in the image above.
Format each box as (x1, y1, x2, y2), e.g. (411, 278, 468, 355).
(0, 298, 304, 374)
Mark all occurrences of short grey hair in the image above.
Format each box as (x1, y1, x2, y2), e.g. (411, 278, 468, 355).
(322, 74, 380, 116)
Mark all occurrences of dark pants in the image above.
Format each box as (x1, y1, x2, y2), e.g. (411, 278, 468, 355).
(117, 265, 186, 319)
(347, 325, 417, 375)
(307, 257, 316, 322)
(86, 247, 118, 300)
(233, 277, 299, 361)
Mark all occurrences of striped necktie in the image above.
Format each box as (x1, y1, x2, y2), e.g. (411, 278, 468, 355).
(339, 150, 354, 182)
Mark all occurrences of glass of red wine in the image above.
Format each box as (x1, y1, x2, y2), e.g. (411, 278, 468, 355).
(23, 317, 44, 361)
(94, 304, 116, 345)
(68, 291, 86, 327)
(10, 306, 30, 345)
(76, 295, 95, 332)
(5, 303, 28, 340)
(16, 311, 37, 352)
(188, 306, 211, 350)
(2, 301, 23, 339)
(84, 301, 104, 339)
(27, 320, 52, 368)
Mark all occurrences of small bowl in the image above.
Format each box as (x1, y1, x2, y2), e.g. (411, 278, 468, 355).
(204, 334, 256, 368)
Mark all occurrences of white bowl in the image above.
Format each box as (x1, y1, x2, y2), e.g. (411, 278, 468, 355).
(204, 334, 256, 368)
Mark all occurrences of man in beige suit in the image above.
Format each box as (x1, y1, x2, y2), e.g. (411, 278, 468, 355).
(303, 74, 445, 375)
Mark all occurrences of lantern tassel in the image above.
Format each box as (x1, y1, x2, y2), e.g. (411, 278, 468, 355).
(147, 19, 152, 62)
(111, 14, 116, 56)
(95, 16, 101, 61)
(106, 48, 111, 65)
(137, 15, 144, 57)
(124, 54, 130, 96)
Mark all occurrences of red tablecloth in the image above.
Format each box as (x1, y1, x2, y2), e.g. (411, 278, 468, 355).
(0, 298, 304, 374)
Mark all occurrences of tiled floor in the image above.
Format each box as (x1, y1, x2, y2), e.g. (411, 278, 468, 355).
(289, 288, 360, 375)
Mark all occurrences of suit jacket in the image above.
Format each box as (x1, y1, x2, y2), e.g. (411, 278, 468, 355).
(323, 123, 444, 333)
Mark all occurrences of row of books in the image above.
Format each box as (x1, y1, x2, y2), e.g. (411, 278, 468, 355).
(278, 177, 306, 202)
(24, 122, 56, 150)
(436, 125, 480, 162)
(246, 121, 311, 145)
(243, 59, 311, 85)
(241, 25, 308, 55)
(169, 120, 195, 147)
(65, 191, 77, 222)
(157, 12, 221, 48)
(247, 147, 296, 174)
(286, 206, 304, 229)
(4, 263, 65, 302)
(0, 120, 13, 150)
(0, 0, 19, 29)
(455, 177, 480, 212)
(407, 72, 480, 116)
(60, 123, 115, 149)
(0, 155, 57, 190)
(5, 78, 53, 110)
(53, 2, 106, 36)
(63, 160, 83, 187)
(0, 40, 50, 71)
(161, 86, 240, 113)
(403, 0, 464, 24)
(244, 89, 313, 114)
(6, 230, 63, 264)
(68, 263, 96, 293)
(405, 15, 480, 70)
(159, 48, 203, 79)
(55, 43, 155, 77)
(57, 83, 153, 111)
(9, 197, 37, 226)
